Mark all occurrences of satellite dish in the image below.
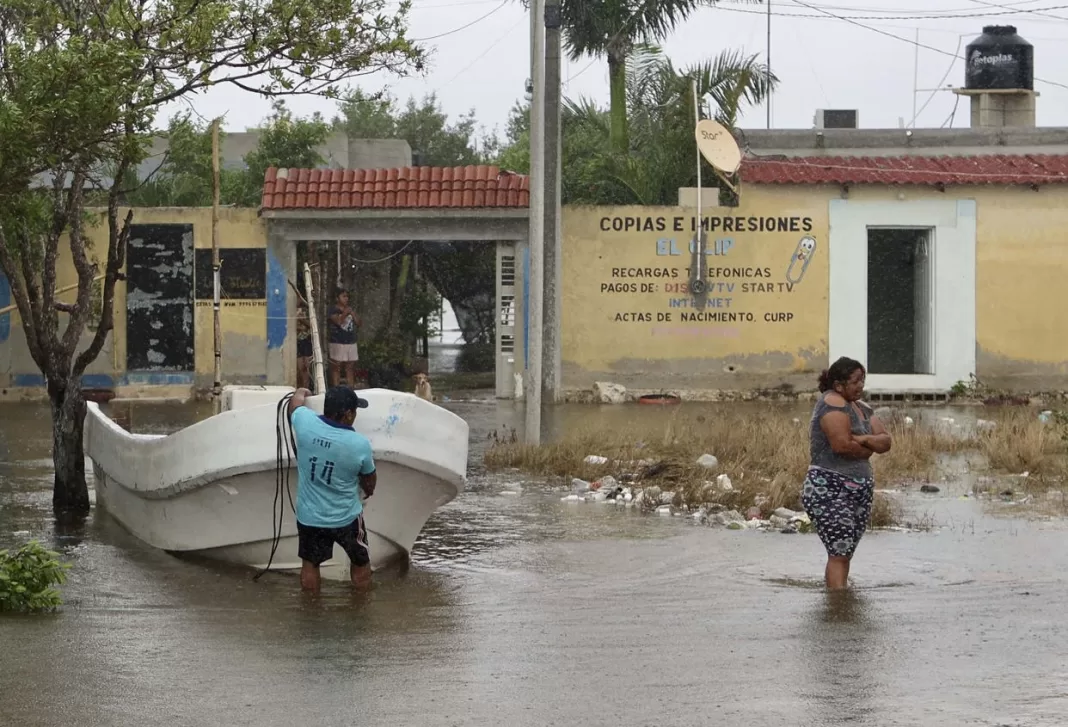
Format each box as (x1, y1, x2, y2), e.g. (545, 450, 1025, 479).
(695, 119, 742, 174)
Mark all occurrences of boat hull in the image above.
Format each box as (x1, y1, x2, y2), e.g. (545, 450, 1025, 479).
(85, 387, 468, 580)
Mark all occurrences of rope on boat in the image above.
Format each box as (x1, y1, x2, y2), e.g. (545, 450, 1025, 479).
(253, 392, 299, 581)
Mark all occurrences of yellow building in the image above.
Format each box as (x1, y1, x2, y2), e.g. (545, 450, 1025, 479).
(0, 208, 287, 400)
(4, 147, 1067, 403)
(560, 150, 1068, 398)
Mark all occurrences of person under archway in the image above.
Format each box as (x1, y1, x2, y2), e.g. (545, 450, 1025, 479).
(327, 288, 360, 387)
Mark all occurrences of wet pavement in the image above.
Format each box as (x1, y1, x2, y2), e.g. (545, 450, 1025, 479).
(2, 399, 1067, 726)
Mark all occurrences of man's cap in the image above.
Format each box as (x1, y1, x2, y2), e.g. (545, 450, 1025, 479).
(323, 386, 368, 418)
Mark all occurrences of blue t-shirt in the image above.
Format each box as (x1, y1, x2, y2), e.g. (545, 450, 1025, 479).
(291, 406, 376, 528)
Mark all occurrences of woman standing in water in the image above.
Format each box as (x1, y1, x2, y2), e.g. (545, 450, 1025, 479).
(802, 357, 892, 589)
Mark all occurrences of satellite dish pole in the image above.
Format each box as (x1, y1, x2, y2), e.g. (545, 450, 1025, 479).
(690, 79, 707, 310)
(692, 102, 743, 313)
(693, 78, 703, 257)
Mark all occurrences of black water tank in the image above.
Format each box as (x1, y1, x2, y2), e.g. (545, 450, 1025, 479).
(965, 25, 1033, 91)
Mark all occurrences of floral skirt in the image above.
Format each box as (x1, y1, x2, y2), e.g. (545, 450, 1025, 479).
(800, 466, 875, 559)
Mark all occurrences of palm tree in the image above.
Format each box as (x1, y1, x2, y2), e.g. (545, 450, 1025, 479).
(561, 0, 763, 154)
(564, 44, 777, 205)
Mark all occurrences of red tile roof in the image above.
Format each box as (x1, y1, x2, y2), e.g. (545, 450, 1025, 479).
(261, 165, 530, 210)
(739, 154, 1068, 186)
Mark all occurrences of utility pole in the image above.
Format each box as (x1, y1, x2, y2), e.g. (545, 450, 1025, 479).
(766, 0, 772, 129)
(211, 118, 223, 412)
(542, 0, 563, 403)
(525, 0, 545, 445)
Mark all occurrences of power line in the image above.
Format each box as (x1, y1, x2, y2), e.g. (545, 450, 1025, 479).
(771, 0, 1058, 15)
(909, 34, 964, 127)
(716, 1, 1068, 21)
(411, 0, 502, 5)
(437, 15, 528, 89)
(781, 0, 1068, 91)
(566, 59, 598, 85)
(941, 93, 962, 127)
(716, 5, 1068, 38)
(410, 0, 510, 41)
(964, 0, 1068, 21)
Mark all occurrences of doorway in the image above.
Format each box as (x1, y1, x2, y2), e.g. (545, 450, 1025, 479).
(866, 228, 933, 375)
(126, 224, 195, 372)
(828, 199, 976, 393)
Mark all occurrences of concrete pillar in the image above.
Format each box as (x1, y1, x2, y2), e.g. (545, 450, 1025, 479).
(542, 0, 563, 404)
(266, 227, 296, 386)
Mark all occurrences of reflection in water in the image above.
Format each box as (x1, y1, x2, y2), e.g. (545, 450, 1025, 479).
(801, 589, 879, 726)
(4, 399, 1068, 726)
(821, 589, 868, 624)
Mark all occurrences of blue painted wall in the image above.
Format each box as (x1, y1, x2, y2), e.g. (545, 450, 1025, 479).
(0, 273, 10, 344)
(266, 249, 287, 350)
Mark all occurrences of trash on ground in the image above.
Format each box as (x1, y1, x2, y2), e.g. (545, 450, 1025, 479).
(697, 454, 719, 470)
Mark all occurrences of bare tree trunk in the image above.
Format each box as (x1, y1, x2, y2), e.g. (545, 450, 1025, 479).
(607, 47, 629, 154)
(48, 377, 89, 515)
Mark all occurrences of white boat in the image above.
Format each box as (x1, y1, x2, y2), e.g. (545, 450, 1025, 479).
(84, 385, 469, 579)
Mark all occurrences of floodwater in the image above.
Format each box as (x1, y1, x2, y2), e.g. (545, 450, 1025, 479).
(2, 399, 1067, 726)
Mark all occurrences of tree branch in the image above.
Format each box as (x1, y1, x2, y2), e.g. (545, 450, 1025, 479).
(73, 157, 132, 377)
(0, 228, 50, 373)
(61, 165, 94, 359)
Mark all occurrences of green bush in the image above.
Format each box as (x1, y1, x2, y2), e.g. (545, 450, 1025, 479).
(0, 542, 71, 613)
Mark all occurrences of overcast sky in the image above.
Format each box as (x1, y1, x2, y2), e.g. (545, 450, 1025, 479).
(163, 0, 1068, 138)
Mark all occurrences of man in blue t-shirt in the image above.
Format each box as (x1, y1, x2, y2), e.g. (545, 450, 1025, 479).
(287, 385, 377, 592)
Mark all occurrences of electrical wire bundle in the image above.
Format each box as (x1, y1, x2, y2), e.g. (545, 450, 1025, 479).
(253, 392, 299, 581)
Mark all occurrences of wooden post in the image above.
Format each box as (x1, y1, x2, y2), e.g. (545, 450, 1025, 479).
(303, 263, 327, 394)
(0, 275, 104, 317)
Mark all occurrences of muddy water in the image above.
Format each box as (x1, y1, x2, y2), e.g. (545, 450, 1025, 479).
(2, 399, 1067, 726)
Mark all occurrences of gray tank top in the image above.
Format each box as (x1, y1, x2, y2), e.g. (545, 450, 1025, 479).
(809, 395, 874, 480)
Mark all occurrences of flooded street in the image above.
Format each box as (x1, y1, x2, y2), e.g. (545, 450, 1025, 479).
(2, 400, 1068, 726)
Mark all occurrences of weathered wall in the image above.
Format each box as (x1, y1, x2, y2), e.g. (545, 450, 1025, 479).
(562, 183, 1068, 396)
(0, 207, 277, 399)
(823, 185, 1068, 391)
(562, 193, 830, 394)
(967, 187, 1068, 390)
(180, 208, 272, 386)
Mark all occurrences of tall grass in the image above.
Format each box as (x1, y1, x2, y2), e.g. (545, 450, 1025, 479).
(976, 408, 1067, 479)
(485, 404, 1068, 520)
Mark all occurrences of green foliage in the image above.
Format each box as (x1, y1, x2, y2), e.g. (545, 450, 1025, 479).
(127, 102, 331, 207)
(244, 102, 332, 191)
(557, 0, 762, 152)
(335, 90, 495, 166)
(0, 542, 71, 614)
(0, 0, 425, 511)
(495, 101, 532, 173)
(358, 338, 411, 389)
(420, 242, 496, 344)
(493, 44, 775, 206)
(948, 374, 983, 400)
(332, 92, 500, 351)
(400, 280, 441, 343)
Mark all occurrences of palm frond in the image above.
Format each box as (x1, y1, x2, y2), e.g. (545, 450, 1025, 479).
(683, 49, 777, 127)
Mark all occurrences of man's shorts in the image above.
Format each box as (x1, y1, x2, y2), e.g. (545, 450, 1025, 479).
(297, 514, 370, 567)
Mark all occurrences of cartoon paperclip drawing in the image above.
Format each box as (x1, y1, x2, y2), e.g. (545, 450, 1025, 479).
(786, 235, 817, 285)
